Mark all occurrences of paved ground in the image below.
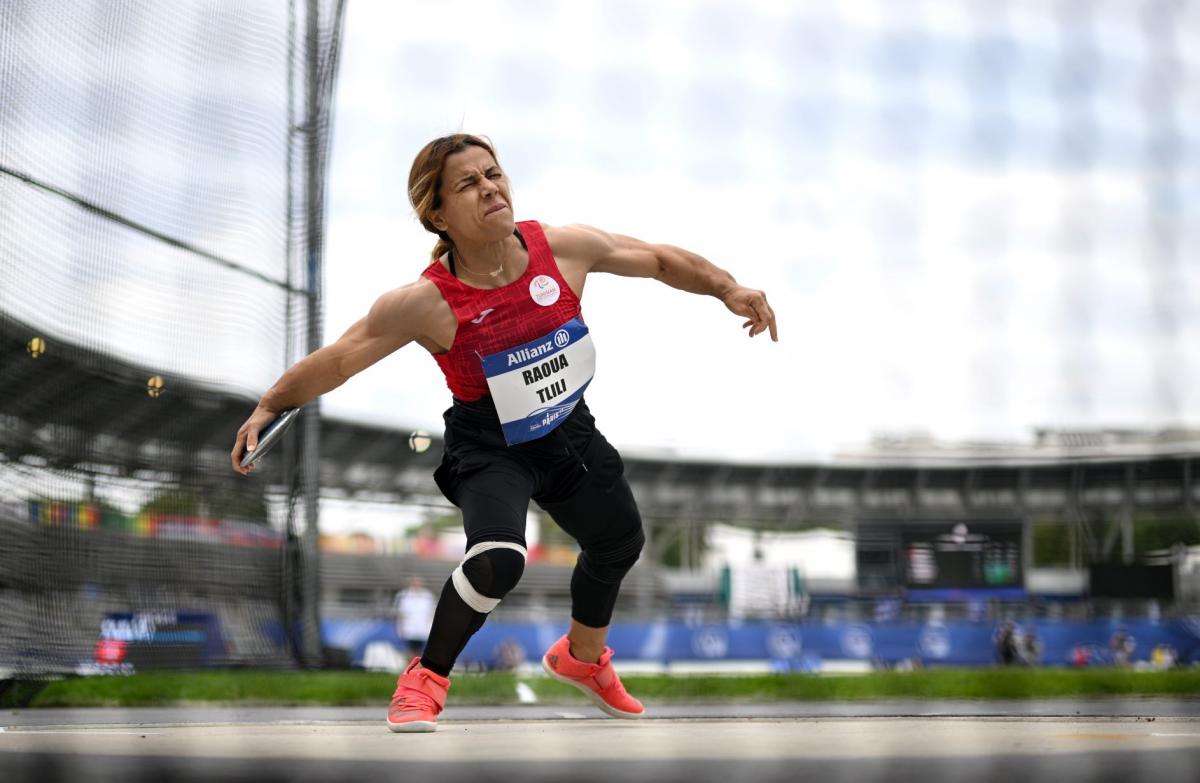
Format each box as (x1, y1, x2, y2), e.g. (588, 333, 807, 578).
(3, 701, 1199, 782)
(8, 698, 1200, 725)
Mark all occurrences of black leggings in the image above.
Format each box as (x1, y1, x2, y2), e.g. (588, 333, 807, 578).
(419, 396, 644, 676)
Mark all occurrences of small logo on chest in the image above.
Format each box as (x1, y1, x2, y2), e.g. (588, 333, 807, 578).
(530, 275, 561, 306)
(470, 308, 496, 324)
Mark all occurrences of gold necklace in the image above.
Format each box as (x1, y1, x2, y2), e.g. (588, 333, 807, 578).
(453, 249, 505, 278)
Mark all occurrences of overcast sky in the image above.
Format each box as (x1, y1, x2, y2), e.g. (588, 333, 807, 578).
(312, 0, 1198, 462)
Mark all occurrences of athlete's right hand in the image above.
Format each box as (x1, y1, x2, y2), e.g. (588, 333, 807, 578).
(722, 285, 778, 341)
(231, 405, 279, 475)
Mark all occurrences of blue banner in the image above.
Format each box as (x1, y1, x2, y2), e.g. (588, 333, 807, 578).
(322, 616, 1200, 670)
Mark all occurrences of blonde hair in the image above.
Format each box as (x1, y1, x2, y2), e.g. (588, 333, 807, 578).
(407, 133, 500, 260)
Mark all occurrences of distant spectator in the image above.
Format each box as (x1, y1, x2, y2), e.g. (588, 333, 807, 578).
(1019, 627, 1042, 666)
(1151, 644, 1176, 670)
(393, 576, 436, 659)
(493, 638, 526, 672)
(994, 621, 1019, 666)
(1109, 627, 1135, 667)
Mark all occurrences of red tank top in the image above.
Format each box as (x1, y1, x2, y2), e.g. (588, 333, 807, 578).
(422, 220, 583, 401)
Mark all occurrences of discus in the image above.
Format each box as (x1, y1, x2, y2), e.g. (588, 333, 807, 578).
(240, 408, 301, 468)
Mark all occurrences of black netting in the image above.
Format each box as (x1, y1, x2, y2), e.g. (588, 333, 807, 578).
(0, 0, 344, 676)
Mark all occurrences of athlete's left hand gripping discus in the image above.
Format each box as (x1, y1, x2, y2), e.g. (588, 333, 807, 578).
(240, 408, 301, 468)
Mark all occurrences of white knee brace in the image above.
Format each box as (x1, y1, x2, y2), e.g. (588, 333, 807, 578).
(450, 541, 528, 613)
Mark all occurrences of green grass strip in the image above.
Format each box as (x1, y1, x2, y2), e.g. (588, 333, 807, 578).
(22, 668, 1200, 708)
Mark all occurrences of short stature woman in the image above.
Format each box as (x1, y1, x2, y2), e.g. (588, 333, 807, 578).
(231, 134, 778, 732)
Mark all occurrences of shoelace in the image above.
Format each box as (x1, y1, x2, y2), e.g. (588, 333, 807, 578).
(389, 684, 437, 714)
(599, 673, 629, 697)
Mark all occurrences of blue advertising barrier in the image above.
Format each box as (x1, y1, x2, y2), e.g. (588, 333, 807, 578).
(90, 611, 226, 672)
(322, 615, 1200, 670)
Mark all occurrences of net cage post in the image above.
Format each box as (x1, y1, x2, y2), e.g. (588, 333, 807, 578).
(295, 0, 347, 668)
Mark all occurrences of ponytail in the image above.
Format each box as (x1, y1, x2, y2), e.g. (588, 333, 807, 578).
(431, 232, 452, 261)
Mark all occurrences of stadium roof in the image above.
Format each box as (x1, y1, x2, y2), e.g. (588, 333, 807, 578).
(832, 427, 1200, 468)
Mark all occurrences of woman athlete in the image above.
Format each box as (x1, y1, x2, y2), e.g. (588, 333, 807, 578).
(230, 134, 778, 732)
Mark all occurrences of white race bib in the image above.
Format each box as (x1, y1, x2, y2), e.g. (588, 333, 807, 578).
(480, 317, 595, 445)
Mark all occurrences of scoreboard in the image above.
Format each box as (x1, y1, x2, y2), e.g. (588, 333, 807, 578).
(858, 519, 1025, 593)
(902, 522, 1023, 589)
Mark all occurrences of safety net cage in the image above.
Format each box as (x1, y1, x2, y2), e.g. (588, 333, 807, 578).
(0, 0, 345, 683)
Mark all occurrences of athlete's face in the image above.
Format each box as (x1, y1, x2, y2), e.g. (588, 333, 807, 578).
(431, 146, 515, 243)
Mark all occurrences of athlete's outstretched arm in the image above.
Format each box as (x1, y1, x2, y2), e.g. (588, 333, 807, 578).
(550, 223, 778, 341)
(229, 281, 432, 473)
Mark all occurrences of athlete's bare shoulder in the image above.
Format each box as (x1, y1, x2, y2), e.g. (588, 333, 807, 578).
(542, 223, 614, 269)
(368, 274, 448, 335)
(544, 222, 659, 279)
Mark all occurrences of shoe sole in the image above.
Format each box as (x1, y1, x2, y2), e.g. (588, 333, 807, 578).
(386, 719, 437, 733)
(541, 655, 645, 720)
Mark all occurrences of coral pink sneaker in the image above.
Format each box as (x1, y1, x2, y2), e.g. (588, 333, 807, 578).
(541, 634, 645, 719)
(386, 658, 450, 733)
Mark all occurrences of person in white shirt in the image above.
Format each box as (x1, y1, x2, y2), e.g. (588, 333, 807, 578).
(393, 576, 436, 658)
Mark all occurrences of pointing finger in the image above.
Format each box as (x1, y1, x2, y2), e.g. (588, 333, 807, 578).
(754, 293, 778, 342)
